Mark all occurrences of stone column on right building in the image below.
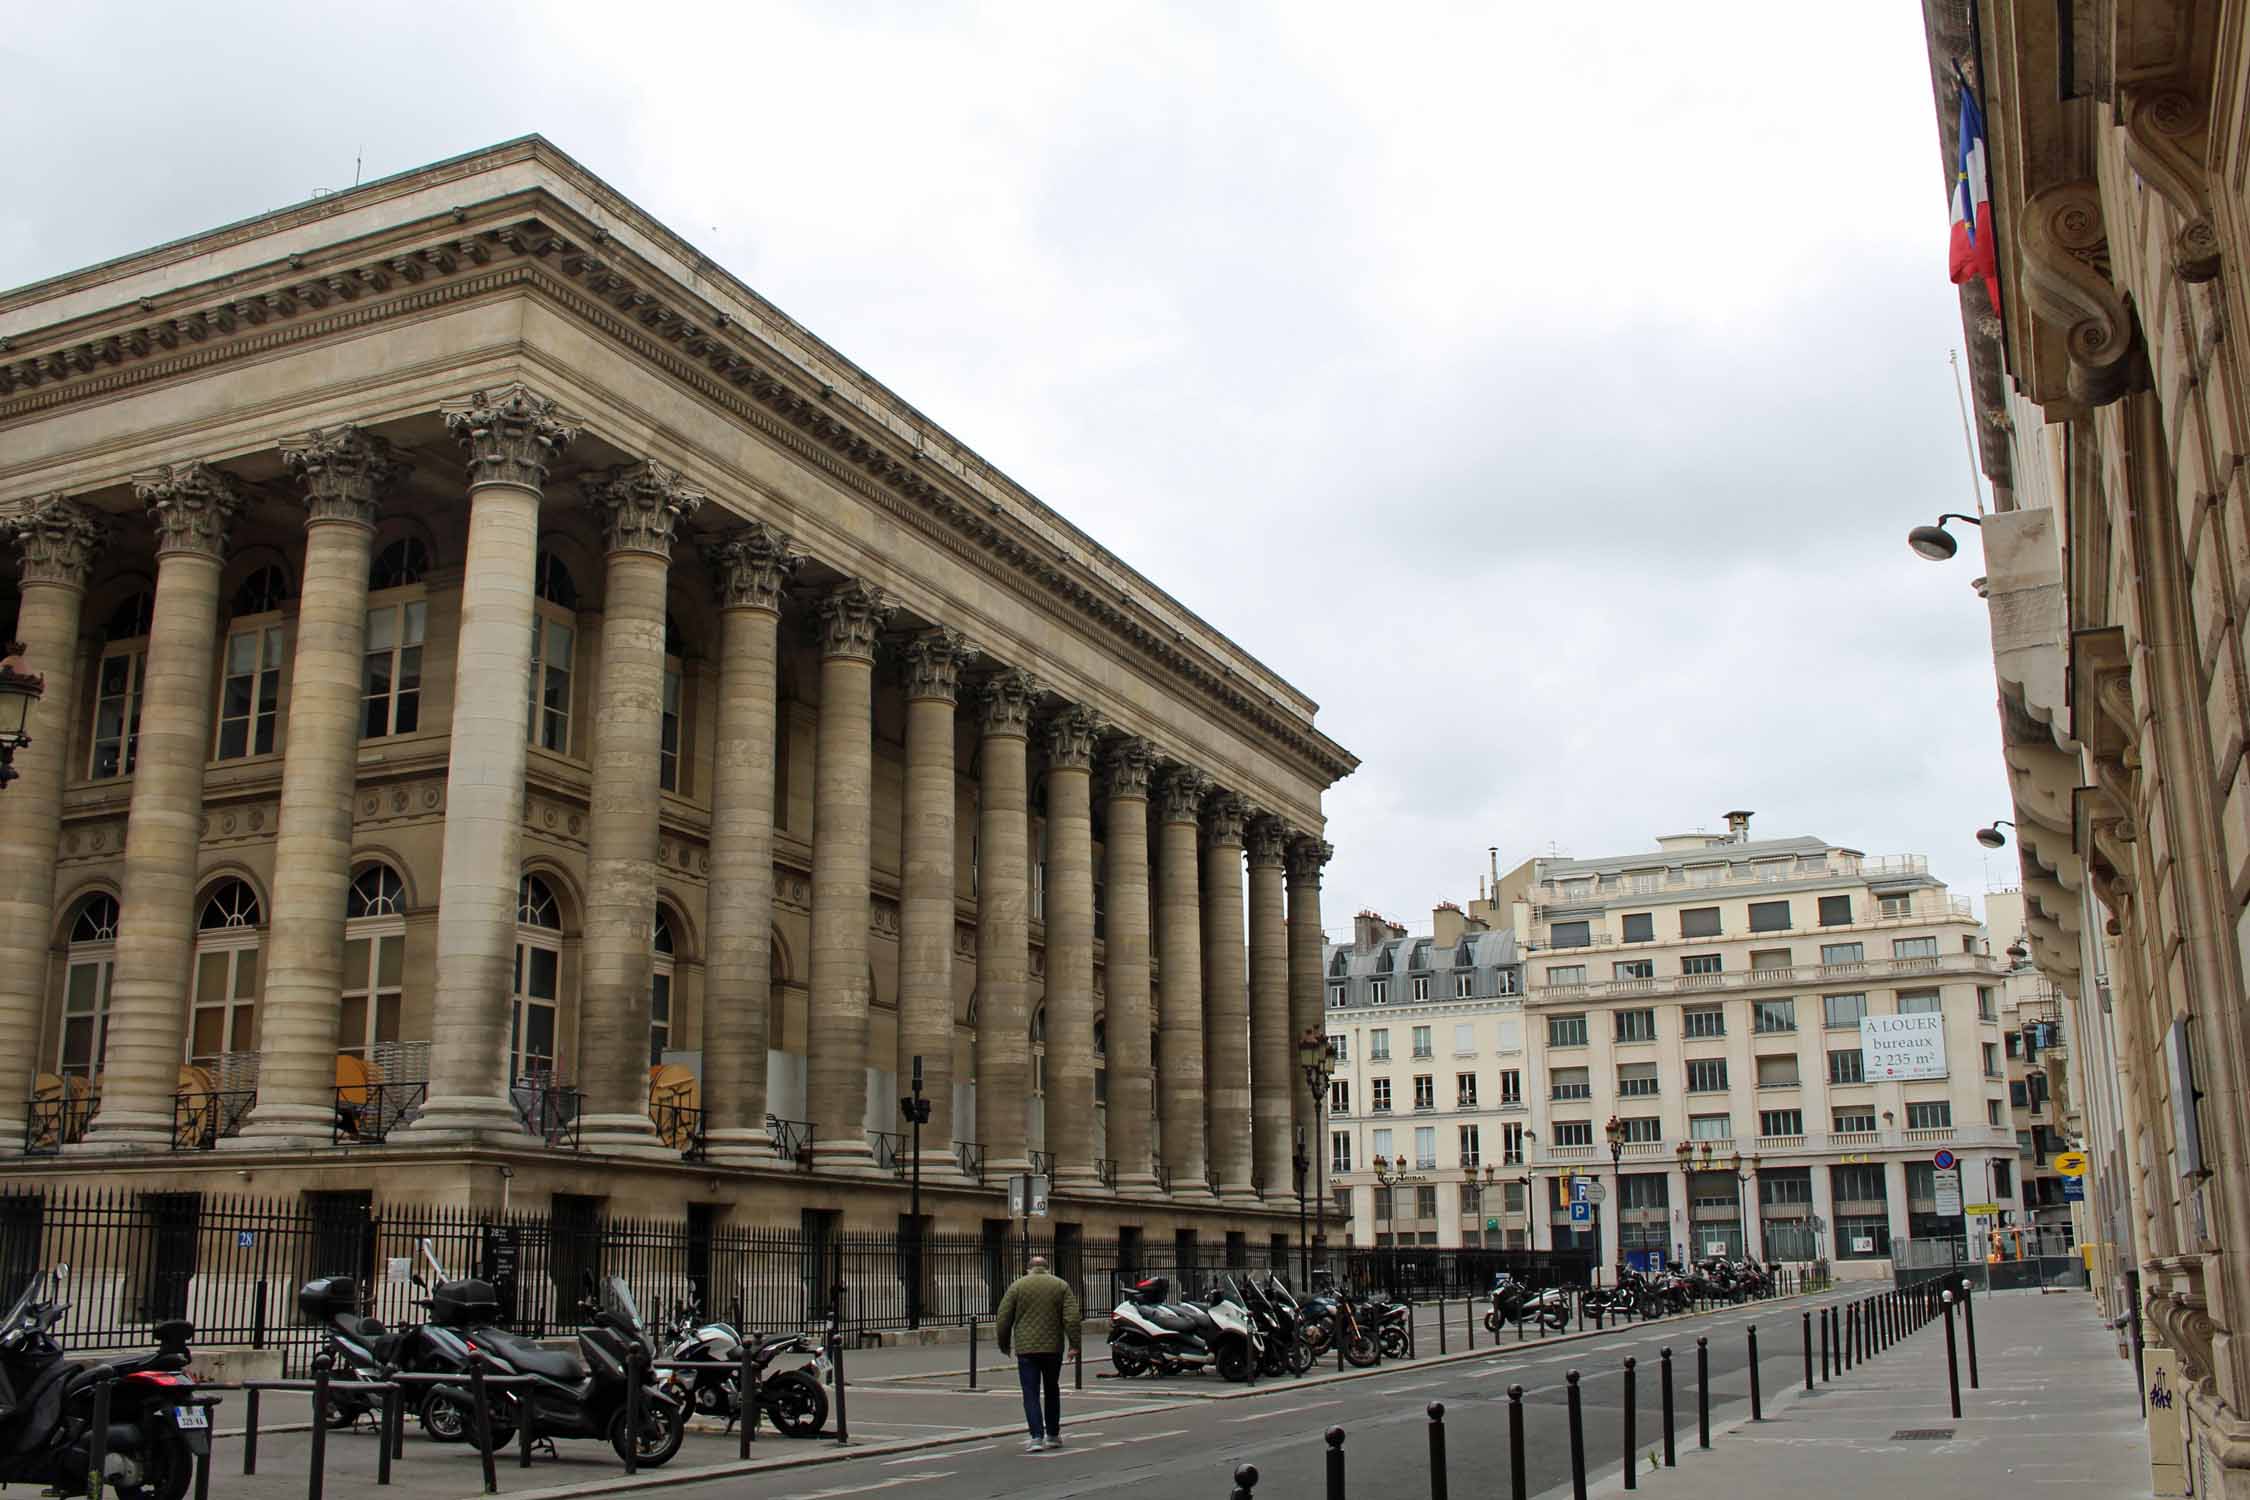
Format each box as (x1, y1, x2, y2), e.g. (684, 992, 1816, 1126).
(1246, 814, 1292, 1208)
(898, 628, 974, 1176)
(1155, 765, 1211, 1198)
(1202, 790, 1256, 1204)
(974, 668, 1038, 1178)
(1102, 739, 1158, 1194)
(86, 463, 245, 1149)
(1285, 834, 1331, 1162)
(409, 384, 579, 1141)
(0, 497, 104, 1152)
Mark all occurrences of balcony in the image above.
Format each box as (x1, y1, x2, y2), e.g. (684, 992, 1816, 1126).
(1755, 1134, 1806, 1149)
(1903, 1126, 1954, 1143)
(1528, 950, 2002, 1000)
(1530, 888, 1979, 954)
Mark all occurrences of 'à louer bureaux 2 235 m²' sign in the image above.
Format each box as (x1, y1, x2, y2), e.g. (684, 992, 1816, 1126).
(1859, 1012, 1948, 1080)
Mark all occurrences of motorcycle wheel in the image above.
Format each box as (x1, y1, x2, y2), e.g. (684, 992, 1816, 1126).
(1286, 1336, 1314, 1376)
(1110, 1343, 1151, 1379)
(1542, 1308, 1569, 1330)
(763, 1371, 829, 1437)
(692, 1376, 735, 1418)
(1483, 1311, 1500, 1332)
(1215, 1339, 1252, 1383)
(1379, 1326, 1409, 1359)
(608, 1401, 686, 1468)
(1298, 1317, 1333, 1355)
(419, 1389, 516, 1449)
(1258, 1343, 1288, 1378)
(321, 1392, 368, 1429)
(1342, 1333, 1379, 1369)
(111, 1424, 193, 1500)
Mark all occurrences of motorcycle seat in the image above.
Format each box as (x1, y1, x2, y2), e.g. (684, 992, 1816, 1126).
(477, 1329, 586, 1383)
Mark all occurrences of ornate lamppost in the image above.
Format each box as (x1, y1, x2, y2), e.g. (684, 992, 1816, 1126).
(1602, 1115, 1626, 1278)
(1521, 1126, 1538, 1252)
(1291, 1126, 1311, 1286)
(1297, 1027, 1335, 1276)
(0, 645, 45, 791)
(1372, 1153, 1407, 1295)
(899, 1055, 931, 1328)
(1463, 1160, 1497, 1249)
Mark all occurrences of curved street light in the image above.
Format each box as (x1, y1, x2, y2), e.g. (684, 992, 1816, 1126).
(1975, 819, 2017, 849)
(1908, 512, 1984, 561)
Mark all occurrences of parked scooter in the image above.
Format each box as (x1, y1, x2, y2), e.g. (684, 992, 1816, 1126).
(1363, 1292, 1413, 1359)
(1245, 1276, 1315, 1377)
(1484, 1272, 1570, 1331)
(299, 1274, 455, 1430)
(0, 1266, 208, 1500)
(659, 1303, 832, 1437)
(1106, 1276, 1261, 1381)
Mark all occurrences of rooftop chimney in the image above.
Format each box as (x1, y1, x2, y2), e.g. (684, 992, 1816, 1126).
(1724, 809, 1754, 842)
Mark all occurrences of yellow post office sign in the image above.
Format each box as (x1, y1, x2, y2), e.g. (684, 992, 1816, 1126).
(2053, 1151, 2088, 1178)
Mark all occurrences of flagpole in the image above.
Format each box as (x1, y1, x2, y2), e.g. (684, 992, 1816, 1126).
(1949, 349, 1986, 517)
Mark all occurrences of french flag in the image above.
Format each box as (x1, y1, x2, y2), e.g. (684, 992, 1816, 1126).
(1950, 69, 2001, 311)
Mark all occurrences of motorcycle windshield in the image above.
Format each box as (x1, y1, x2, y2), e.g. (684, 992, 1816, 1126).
(0, 1275, 37, 1342)
(605, 1276, 643, 1328)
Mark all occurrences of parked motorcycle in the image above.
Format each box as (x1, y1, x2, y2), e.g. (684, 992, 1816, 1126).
(1484, 1272, 1570, 1331)
(0, 1266, 207, 1500)
(1106, 1276, 1261, 1381)
(299, 1272, 479, 1432)
(1240, 1277, 1313, 1378)
(659, 1302, 831, 1438)
(1364, 1292, 1412, 1359)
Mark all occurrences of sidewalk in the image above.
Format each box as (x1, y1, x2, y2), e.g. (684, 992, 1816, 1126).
(1572, 1289, 2149, 1500)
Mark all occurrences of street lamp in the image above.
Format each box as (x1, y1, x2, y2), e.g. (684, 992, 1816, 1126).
(898, 1055, 931, 1330)
(1975, 819, 2016, 849)
(1372, 1153, 1407, 1294)
(1602, 1115, 1625, 1276)
(0, 645, 45, 792)
(1731, 1150, 1763, 1262)
(1291, 1126, 1310, 1286)
(1296, 1027, 1335, 1276)
(1521, 1127, 1538, 1252)
(1907, 512, 1983, 561)
(1463, 1160, 1496, 1248)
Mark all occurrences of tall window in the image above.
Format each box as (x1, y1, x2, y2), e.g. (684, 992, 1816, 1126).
(1614, 1008, 1656, 1042)
(1412, 1025, 1432, 1058)
(89, 593, 153, 779)
(188, 879, 262, 1069)
(650, 905, 677, 1064)
(1752, 999, 1797, 1033)
(512, 875, 564, 1080)
(1500, 1069, 1521, 1105)
(1823, 993, 1868, 1028)
(1412, 1074, 1434, 1110)
(1502, 1120, 1525, 1163)
(1370, 1078, 1391, 1113)
(1547, 1014, 1588, 1047)
(1458, 1123, 1480, 1165)
(528, 550, 578, 752)
(341, 866, 406, 1062)
(1827, 1048, 1865, 1084)
(363, 539, 430, 739)
(659, 615, 687, 794)
(1328, 1033, 1348, 1062)
(1685, 1058, 1728, 1092)
(59, 894, 119, 1079)
(216, 565, 290, 761)
(1330, 1079, 1350, 1114)
(1369, 1029, 1390, 1060)
(1331, 1131, 1352, 1173)
(1456, 1072, 1478, 1107)
(1413, 1126, 1436, 1169)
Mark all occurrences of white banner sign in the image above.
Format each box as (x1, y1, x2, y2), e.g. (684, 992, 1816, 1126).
(1861, 1012, 1947, 1080)
(1934, 1168, 1962, 1216)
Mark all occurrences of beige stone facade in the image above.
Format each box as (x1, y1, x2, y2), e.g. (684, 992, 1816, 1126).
(0, 138, 1354, 1248)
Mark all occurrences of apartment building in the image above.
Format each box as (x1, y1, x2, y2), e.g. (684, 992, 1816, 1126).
(1983, 890, 2081, 1240)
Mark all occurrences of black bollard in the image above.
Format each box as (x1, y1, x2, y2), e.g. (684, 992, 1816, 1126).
(1661, 1347, 1676, 1466)
(1232, 1462, 1261, 1500)
(1803, 1310, 1814, 1390)
(391, 1378, 405, 1463)
(518, 1385, 533, 1471)
(1622, 1358, 1637, 1491)
(243, 1386, 260, 1477)
(1325, 1425, 1347, 1500)
(309, 1361, 331, 1500)
(1467, 1295, 1475, 1350)
(1439, 1300, 1448, 1356)
(831, 1286, 852, 1444)
(1508, 1386, 1527, 1500)
(469, 1361, 498, 1496)
(1959, 1278, 1979, 1389)
(87, 1374, 111, 1500)
(1747, 1326, 1762, 1420)
(1696, 1337, 1710, 1449)
(1844, 1302, 1855, 1371)
(377, 1379, 396, 1488)
(622, 1347, 643, 1476)
(1941, 1292, 1962, 1419)
(969, 1316, 979, 1389)
(1821, 1305, 1831, 1381)
(1427, 1401, 1449, 1500)
(741, 1340, 757, 1457)
(1566, 1371, 1587, 1500)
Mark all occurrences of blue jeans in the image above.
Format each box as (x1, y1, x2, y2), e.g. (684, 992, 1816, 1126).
(1016, 1351, 1063, 1439)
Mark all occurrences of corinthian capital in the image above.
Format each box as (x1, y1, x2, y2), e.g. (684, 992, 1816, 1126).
(902, 628, 976, 703)
(1285, 833, 1333, 884)
(704, 522, 801, 613)
(1203, 790, 1249, 847)
(441, 383, 580, 491)
(1155, 764, 1211, 825)
(1103, 737, 1156, 801)
(1042, 704, 1105, 772)
(281, 426, 407, 528)
(132, 462, 245, 561)
(814, 580, 893, 661)
(1247, 814, 1288, 867)
(583, 461, 707, 560)
(6, 496, 106, 590)
(976, 667, 1041, 738)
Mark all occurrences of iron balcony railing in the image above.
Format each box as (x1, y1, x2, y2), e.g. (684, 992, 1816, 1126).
(1096, 1157, 1118, 1189)
(1029, 1149, 1055, 1179)
(1152, 1160, 1171, 1194)
(332, 1080, 428, 1145)
(765, 1115, 814, 1169)
(650, 1101, 706, 1161)
(24, 1089, 97, 1156)
(511, 1076, 582, 1149)
(172, 1090, 256, 1151)
(953, 1138, 986, 1184)
(867, 1130, 909, 1177)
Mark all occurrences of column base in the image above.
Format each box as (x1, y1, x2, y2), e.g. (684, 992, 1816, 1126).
(578, 1112, 681, 1159)
(73, 1107, 175, 1153)
(0, 1113, 29, 1158)
(397, 1093, 530, 1146)
(811, 1136, 880, 1173)
(986, 1155, 1034, 1181)
(908, 1149, 972, 1185)
(1167, 1176, 1220, 1204)
(1115, 1171, 1163, 1198)
(223, 1101, 341, 1152)
(1260, 1192, 1301, 1215)
(1055, 1167, 1105, 1195)
(1219, 1185, 1265, 1209)
(703, 1129, 779, 1167)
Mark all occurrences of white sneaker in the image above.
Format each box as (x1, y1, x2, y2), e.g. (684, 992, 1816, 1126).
(1044, 1436, 1064, 1451)
(1023, 1438, 1046, 1454)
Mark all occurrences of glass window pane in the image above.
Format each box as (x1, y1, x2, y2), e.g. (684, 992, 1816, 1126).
(395, 691, 419, 735)
(526, 1004, 555, 1058)
(262, 627, 284, 669)
(377, 934, 403, 988)
(65, 964, 99, 1012)
(366, 606, 395, 652)
(228, 634, 257, 673)
(230, 1004, 255, 1052)
(528, 946, 559, 999)
(222, 675, 253, 718)
(233, 948, 258, 998)
(338, 995, 368, 1051)
(403, 601, 426, 645)
(191, 1008, 223, 1059)
(398, 645, 422, 692)
(376, 993, 401, 1044)
(343, 938, 370, 986)
(546, 621, 573, 668)
(195, 951, 229, 1006)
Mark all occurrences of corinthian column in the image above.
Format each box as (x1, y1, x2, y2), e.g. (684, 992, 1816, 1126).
(1247, 814, 1294, 1207)
(1042, 704, 1103, 1192)
(1102, 739, 1157, 1194)
(0, 498, 104, 1152)
(409, 384, 579, 1141)
(1203, 789, 1256, 1205)
(899, 628, 974, 1175)
(701, 523, 800, 1163)
(807, 580, 892, 1168)
(1155, 764, 1211, 1198)
(974, 668, 1038, 1177)
(86, 463, 245, 1148)
(577, 462, 705, 1155)
(1285, 834, 1332, 1159)
(235, 429, 407, 1146)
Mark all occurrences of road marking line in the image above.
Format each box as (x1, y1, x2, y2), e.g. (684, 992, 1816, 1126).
(1226, 1399, 1343, 1423)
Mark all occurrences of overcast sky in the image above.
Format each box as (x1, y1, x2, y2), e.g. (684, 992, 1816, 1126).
(1, 2, 2019, 932)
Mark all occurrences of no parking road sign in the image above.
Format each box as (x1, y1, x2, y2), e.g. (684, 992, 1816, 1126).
(1931, 1148, 1957, 1171)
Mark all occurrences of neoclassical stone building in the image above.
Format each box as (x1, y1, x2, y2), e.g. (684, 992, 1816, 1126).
(0, 137, 1354, 1246)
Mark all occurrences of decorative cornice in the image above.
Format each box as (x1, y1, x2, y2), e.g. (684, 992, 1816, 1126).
(132, 461, 245, 561)
(1103, 737, 1157, 801)
(440, 381, 580, 491)
(1285, 833, 1333, 884)
(582, 460, 706, 560)
(1246, 814, 1288, 867)
(703, 521, 800, 613)
(901, 627, 975, 703)
(976, 667, 1041, 738)
(2119, 86, 2220, 284)
(2018, 181, 2137, 408)
(1155, 765, 1211, 825)
(1042, 704, 1104, 772)
(280, 426, 406, 528)
(813, 580, 892, 662)
(5, 495, 105, 590)
(1203, 790, 1249, 847)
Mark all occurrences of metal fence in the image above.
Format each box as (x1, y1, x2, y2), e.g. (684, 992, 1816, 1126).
(1890, 1234, 2087, 1292)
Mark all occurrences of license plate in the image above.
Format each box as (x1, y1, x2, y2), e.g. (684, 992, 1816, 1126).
(172, 1407, 207, 1430)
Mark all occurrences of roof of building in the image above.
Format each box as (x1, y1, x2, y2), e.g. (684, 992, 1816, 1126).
(1537, 834, 1839, 880)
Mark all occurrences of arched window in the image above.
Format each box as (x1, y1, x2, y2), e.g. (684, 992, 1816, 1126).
(1329, 950, 1348, 979)
(1376, 946, 1394, 974)
(341, 866, 406, 1061)
(659, 615, 687, 794)
(59, 894, 119, 1080)
(650, 905, 677, 1065)
(89, 593, 154, 779)
(230, 564, 291, 616)
(528, 550, 577, 753)
(189, 879, 263, 1069)
(216, 565, 290, 761)
(364, 541, 428, 740)
(511, 875, 563, 1082)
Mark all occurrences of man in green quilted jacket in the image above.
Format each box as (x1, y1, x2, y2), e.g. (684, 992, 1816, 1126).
(996, 1256, 1081, 1453)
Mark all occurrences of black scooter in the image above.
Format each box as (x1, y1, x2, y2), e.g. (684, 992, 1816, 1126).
(0, 1266, 208, 1500)
(300, 1271, 477, 1433)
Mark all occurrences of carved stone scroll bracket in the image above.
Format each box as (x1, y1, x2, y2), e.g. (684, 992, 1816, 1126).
(2121, 86, 2221, 283)
(2021, 181, 2139, 407)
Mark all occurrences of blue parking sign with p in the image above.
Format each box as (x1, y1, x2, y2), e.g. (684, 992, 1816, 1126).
(1572, 1177, 1591, 1204)
(1570, 1202, 1591, 1224)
